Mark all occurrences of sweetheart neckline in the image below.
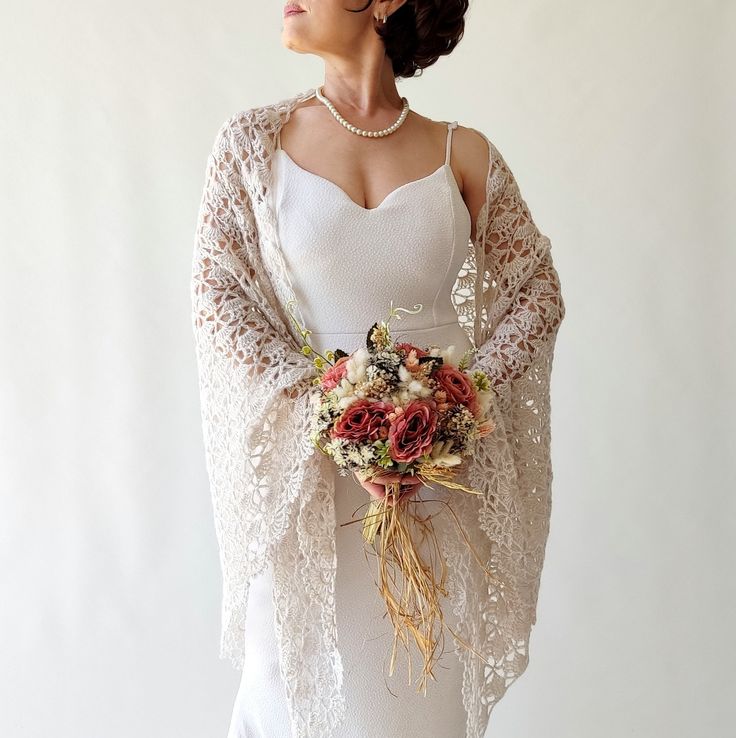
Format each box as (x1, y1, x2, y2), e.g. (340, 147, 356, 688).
(275, 148, 459, 213)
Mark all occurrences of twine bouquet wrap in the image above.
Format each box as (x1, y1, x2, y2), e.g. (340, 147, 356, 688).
(288, 300, 499, 693)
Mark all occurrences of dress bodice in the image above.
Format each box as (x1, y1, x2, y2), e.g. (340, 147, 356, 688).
(231, 122, 476, 738)
(271, 121, 472, 354)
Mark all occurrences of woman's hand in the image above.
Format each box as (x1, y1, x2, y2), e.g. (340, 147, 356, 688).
(353, 469, 424, 506)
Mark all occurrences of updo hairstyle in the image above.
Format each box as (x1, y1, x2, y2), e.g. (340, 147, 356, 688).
(350, 0, 470, 79)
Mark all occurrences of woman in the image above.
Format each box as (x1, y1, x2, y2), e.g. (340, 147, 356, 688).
(191, 2, 565, 737)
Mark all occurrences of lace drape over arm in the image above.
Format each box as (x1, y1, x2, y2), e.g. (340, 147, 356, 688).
(191, 117, 318, 666)
(468, 135, 565, 410)
(443, 130, 565, 734)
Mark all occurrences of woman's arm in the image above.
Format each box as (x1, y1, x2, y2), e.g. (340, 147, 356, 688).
(190, 119, 319, 668)
(191, 120, 316, 398)
(473, 250, 565, 395)
(466, 130, 566, 403)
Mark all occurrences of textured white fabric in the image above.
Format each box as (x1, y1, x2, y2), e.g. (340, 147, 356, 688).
(190, 86, 565, 738)
(226, 123, 474, 737)
(272, 121, 471, 335)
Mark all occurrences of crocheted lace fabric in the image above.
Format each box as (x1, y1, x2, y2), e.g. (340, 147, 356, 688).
(190, 87, 565, 738)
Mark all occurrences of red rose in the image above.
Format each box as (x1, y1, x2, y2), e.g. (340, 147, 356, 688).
(433, 364, 476, 411)
(331, 399, 394, 442)
(395, 342, 429, 358)
(388, 399, 438, 463)
(321, 355, 350, 391)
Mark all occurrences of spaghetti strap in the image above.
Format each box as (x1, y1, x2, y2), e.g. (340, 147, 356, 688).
(445, 121, 458, 166)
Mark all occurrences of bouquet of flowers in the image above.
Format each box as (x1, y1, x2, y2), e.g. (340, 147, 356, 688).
(286, 300, 498, 692)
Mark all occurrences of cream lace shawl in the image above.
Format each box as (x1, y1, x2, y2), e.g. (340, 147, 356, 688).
(191, 87, 565, 738)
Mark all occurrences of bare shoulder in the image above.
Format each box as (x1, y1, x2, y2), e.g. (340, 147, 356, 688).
(451, 124, 493, 242)
(277, 96, 322, 122)
(409, 117, 491, 241)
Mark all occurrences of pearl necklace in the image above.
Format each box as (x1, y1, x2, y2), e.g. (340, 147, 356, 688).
(314, 85, 410, 138)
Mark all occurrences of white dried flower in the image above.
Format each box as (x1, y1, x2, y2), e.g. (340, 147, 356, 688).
(476, 390, 494, 416)
(347, 448, 363, 464)
(408, 379, 428, 396)
(346, 347, 370, 379)
(398, 364, 412, 382)
(360, 446, 375, 463)
(440, 344, 458, 366)
(333, 376, 356, 400)
(346, 358, 367, 384)
(338, 394, 361, 410)
(429, 440, 463, 467)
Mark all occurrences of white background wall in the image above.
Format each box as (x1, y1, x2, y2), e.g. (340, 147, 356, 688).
(1, 1, 734, 736)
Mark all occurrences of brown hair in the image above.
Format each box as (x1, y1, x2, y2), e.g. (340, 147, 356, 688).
(349, 0, 470, 79)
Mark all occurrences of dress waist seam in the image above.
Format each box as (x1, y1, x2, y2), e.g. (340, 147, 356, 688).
(308, 318, 461, 336)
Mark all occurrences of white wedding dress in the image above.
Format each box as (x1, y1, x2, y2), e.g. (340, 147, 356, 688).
(227, 121, 482, 738)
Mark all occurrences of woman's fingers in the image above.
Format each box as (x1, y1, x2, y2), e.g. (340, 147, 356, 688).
(360, 478, 389, 498)
(353, 470, 424, 505)
(370, 471, 402, 484)
(371, 471, 422, 486)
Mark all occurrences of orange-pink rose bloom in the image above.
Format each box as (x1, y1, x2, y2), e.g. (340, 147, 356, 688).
(388, 399, 438, 463)
(433, 364, 480, 417)
(321, 355, 350, 391)
(331, 399, 394, 442)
